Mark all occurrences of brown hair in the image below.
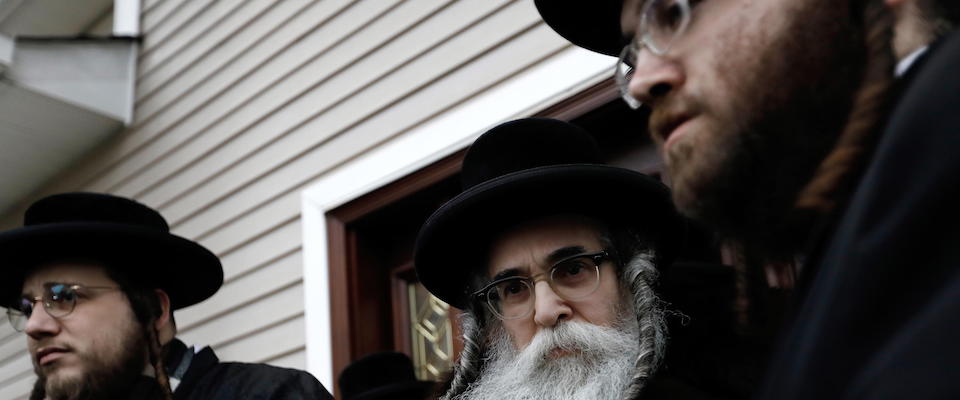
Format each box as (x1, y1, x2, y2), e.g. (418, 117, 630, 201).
(794, 0, 896, 217)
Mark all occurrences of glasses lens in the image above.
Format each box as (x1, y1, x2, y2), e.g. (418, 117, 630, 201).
(7, 300, 31, 331)
(550, 255, 601, 300)
(642, 0, 690, 55)
(615, 45, 643, 110)
(44, 284, 78, 318)
(488, 279, 533, 320)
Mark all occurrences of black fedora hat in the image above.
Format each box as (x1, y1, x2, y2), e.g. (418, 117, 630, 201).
(535, 0, 626, 57)
(414, 118, 683, 309)
(0, 192, 223, 310)
(338, 352, 435, 400)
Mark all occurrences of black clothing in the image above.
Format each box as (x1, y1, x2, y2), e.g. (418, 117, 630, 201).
(165, 339, 333, 400)
(759, 30, 960, 399)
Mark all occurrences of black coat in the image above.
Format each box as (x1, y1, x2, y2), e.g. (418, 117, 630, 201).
(758, 29, 960, 399)
(166, 339, 334, 400)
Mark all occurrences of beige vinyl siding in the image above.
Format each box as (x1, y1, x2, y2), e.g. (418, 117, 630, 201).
(0, 1, 576, 397)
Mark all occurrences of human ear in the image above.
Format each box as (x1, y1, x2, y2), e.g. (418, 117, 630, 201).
(153, 289, 173, 336)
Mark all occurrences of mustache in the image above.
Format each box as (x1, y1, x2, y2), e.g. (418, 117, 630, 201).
(647, 98, 700, 144)
(511, 319, 638, 369)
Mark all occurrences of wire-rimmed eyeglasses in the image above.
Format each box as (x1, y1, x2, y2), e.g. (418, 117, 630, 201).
(6, 283, 122, 332)
(616, 0, 695, 109)
(473, 250, 612, 320)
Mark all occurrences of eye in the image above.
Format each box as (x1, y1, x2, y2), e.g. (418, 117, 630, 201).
(551, 257, 596, 287)
(496, 279, 530, 303)
(659, 0, 686, 31)
(48, 284, 77, 303)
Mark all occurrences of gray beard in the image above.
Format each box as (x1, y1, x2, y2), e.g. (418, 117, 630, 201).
(456, 315, 641, 400)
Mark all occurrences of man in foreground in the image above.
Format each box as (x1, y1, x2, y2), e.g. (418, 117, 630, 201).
(536, 0, 960, 397)
(0, 192, 333, 399)
(415, 118, 686, 399)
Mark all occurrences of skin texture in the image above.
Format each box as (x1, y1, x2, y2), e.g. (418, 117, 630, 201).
(619, 0, 866, 251)
(21, 263, 173, 399)
(485, 215, 622, 350)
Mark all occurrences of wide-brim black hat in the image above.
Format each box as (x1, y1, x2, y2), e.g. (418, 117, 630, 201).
(414, 118, 683, 309)
(0, 192, 223, 310)
(534, 0, 626, 57)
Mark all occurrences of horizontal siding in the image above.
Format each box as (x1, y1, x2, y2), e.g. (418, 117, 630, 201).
(137, 0, 276, 96)
(134, 0, 320, 116)
(265, 347, 307, 371)
(0, 0, 578, 394)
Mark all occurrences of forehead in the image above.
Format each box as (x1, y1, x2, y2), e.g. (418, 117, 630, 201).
(486, 215, 605, 275)
(21, 262, 115, 293)
(620, 0, 646, 34)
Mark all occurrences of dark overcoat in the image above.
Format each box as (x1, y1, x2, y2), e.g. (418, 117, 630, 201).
(759, 28, 960, 399)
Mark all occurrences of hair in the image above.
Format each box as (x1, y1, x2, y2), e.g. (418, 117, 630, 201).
(796, 0, 960, 218)
(102, 267, 175, 400)
(793, 0, 896, 219)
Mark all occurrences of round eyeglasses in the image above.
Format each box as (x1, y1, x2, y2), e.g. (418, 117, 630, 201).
(473, 251, 612, 320)
(616, 0, 694, 109)
(6, 283, 121, 332)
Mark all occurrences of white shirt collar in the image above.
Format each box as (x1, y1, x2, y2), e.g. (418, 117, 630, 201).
(896, 45, 929, 77)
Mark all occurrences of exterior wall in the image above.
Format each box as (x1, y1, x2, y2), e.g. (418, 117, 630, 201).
(0, 0, 613, 398)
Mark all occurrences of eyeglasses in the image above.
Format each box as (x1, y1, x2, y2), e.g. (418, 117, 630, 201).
(616, 0, 695, 109)
(6, 283, 121, 332)
(473, 251, 612, 320)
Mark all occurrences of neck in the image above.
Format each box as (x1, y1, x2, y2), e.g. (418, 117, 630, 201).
(891, 1, 936, 59)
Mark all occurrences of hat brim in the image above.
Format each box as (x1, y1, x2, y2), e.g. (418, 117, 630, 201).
(0, 222, 223, 310)
(414, 164, 683, 309)
(535, 0, 626, 57)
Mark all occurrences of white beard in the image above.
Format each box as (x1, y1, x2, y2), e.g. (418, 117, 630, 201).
(456, 316, 640, 400)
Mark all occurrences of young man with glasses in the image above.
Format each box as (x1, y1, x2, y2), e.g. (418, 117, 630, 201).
(536, 0, 960, 398)
(414, 118, 688, 399)
(0, 192, 333, 400)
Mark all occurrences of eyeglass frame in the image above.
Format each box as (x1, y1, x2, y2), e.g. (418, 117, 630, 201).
(615, 0, 695, 110)
(472, 250, 614, 320)
(6, 282, 123, 332)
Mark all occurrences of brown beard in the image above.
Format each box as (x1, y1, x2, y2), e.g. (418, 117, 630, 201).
(662, 0, 868, 260)
(32, 324, 150, 400)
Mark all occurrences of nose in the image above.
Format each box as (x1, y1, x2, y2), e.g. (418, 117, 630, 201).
(24, 304, 61, 339)
(532, 281, 572, 328)
(627, 50, 685, 105)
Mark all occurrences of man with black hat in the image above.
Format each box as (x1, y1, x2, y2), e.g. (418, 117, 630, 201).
(535, 0, 960, 398)
(415, 118, 686, 400)
(0, 192, 333, 400)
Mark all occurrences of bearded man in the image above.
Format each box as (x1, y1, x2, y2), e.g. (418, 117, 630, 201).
(414, 118, 686, 400)
(0, 192, 333, 400)
(536, 0, 960, 397)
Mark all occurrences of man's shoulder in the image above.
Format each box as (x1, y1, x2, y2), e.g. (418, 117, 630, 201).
(180, 359, 333, 399)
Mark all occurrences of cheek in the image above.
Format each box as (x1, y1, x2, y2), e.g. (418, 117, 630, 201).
(579, 277, 623, 326)
(502, 319, 536, 349)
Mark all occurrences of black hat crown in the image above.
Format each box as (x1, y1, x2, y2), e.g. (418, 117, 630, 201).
(460, 117, 601, 190)
(25, 192, 169, 231)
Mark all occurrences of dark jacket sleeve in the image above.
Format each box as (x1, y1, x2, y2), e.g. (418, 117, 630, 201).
(175, 349, 333, 400)
(268, 369, 334, 400)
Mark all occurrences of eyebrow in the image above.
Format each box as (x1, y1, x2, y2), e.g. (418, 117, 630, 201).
(20, 281, 80, 296)
(488, 245, 589, 282)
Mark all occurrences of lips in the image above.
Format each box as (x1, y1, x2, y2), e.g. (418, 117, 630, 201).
(36, 347, 69, 366)
(651, 112, 692, 148)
